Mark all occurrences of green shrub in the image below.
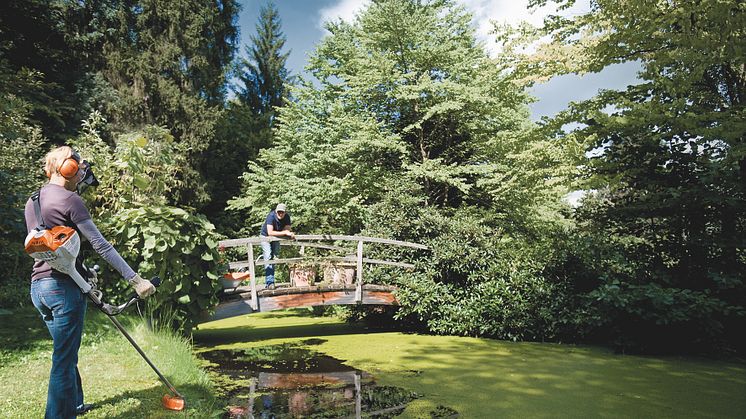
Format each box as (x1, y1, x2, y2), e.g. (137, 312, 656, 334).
(0, 83, 46, 306)
(95, 205, 222, 333)
(567, 218, 746, 353)
(71, 117, 221, 332)
(364, 199, 582, 342)
(72, 118, 186, 213)
(579, 281, 744, 353)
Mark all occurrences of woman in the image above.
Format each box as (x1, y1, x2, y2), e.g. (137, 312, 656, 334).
(24, 146, 155, 418)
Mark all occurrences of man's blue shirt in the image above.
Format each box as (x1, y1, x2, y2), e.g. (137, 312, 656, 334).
(261, 210, 291, 236)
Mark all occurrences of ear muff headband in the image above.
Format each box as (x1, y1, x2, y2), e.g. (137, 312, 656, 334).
(57, 151, 81, 179)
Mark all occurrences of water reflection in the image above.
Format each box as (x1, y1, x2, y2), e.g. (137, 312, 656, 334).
(200, 345, 418, 418)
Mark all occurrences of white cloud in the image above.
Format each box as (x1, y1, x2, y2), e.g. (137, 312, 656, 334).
(318, 0, 370, 31)
(318, 0, 589, 55)
(460, 0, 590, 56)
(563, 189, 590, 208)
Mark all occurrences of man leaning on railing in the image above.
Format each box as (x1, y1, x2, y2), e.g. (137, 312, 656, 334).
(260, 203, 295, 289)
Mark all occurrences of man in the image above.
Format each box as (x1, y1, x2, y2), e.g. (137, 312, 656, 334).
(260, 203, 295, 289)
(24, 146, 156, 418)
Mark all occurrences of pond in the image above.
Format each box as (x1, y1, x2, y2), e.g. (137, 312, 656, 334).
(193, 309, 746, 418)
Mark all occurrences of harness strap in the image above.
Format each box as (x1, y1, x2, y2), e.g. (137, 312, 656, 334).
(31, 190, 47, 230)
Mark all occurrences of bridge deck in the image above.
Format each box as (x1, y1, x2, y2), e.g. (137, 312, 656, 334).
(211, 234, 424, 323)
(204, 284, 398, 322)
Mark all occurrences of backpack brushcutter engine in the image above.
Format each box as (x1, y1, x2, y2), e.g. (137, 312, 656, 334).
(24, 225, 186, 411)
(25, 225, 92, 293)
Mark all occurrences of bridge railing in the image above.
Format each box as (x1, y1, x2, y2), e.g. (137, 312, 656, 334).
(218, 235, 427, 310)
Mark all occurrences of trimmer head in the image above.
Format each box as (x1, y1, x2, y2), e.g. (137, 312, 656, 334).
(162, 394, 185, 411)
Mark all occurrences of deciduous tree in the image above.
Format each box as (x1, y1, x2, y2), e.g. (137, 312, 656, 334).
(522, 0, 746, 351)
(229, 0, 579, 341)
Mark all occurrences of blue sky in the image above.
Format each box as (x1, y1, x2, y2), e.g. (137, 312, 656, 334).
(236, 0, 640, 120)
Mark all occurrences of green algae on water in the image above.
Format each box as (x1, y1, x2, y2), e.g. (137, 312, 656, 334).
(195, 309, 746, 418)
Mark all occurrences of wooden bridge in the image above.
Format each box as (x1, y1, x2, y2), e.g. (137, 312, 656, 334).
(205, 235, 427, 322)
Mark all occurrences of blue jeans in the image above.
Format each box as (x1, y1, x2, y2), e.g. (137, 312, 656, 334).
(31, 277, 87, 419)
(261, 238, 280, 285)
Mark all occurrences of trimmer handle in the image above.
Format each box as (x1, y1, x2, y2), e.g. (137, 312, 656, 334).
(126, 275, 162, 301)
(88, 270, 162, 315)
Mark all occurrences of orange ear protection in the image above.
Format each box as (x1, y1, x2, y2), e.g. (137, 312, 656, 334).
(55, 150, 82, 179)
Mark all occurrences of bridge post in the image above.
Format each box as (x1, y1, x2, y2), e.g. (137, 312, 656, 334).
(355, 240, 363, 303)
(248, 244, 258, 311)
(355, 371, 362, 419)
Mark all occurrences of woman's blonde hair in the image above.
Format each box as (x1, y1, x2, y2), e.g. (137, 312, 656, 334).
(44, 146, 77, 178)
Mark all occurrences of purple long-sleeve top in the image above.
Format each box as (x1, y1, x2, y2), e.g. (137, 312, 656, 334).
(24, 184, 136, 282)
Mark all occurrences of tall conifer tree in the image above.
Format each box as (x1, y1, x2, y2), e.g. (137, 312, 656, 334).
(237, 1, 291, 125)
(101, 0, 240, 208)
(202, 2, 291, 222)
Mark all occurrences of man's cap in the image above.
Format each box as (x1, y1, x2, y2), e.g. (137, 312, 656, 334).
(276, 203, 287, 212)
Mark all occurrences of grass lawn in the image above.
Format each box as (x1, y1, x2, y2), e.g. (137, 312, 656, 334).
(0, 306, 221, 418)
(195, 309, 746, 418)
